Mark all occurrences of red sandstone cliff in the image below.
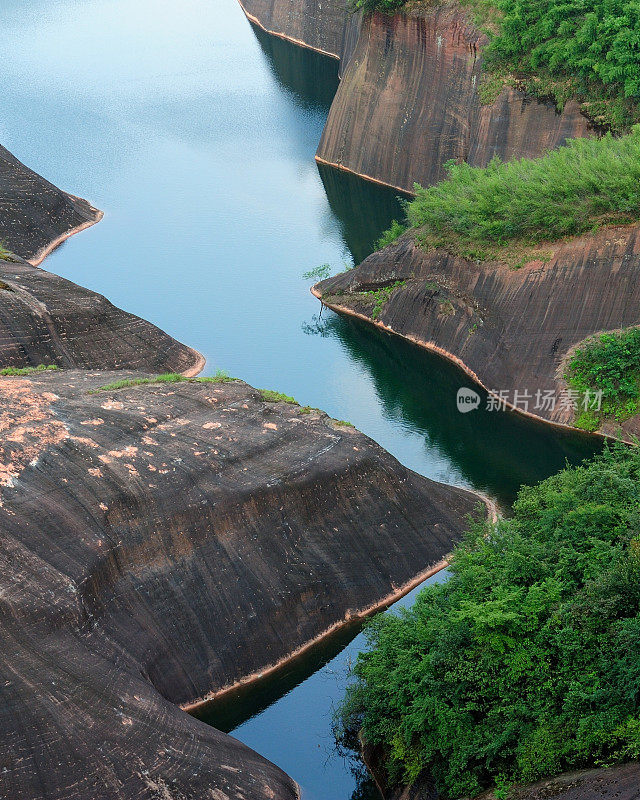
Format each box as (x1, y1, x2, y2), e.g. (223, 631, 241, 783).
(316, 9, 594, 192)
(313, 225, 640, 438)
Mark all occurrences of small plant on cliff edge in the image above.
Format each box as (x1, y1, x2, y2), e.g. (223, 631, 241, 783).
(566, 327, 640, 429)
(402, 129, 640, 262)
(259, 388, 298, 404)
(375, 220, 407, 251)
(337, 444, 640, 798)
(91, 370, 236, 393)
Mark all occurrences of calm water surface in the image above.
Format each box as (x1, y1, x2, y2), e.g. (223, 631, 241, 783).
(2, 1, 601, 797)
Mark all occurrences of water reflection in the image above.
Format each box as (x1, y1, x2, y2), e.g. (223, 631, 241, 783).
(317, 161, 408, 263)
(303, 313, 602, 508)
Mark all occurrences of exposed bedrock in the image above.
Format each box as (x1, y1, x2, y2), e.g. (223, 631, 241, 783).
(0, 370, 479, 799)
(313, 225, 640, 437)
(0, 254, 204, 374)
(238, 0, 360, 62)
(315, 8, 595, 192)
(0, 145, 101, 264)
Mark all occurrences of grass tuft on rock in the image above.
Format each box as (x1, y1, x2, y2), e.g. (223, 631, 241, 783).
(0, 364, 59, 376)
(259, 389, 298, 404)
(91, 370, 236, 393)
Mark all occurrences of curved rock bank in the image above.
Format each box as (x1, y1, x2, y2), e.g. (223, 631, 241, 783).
(0, 254, 204, 374)
(312, 225, 640, 438)
(0, 145, 101, 264)
(0, 369, 479, 799)
(316, 8, 594, 192)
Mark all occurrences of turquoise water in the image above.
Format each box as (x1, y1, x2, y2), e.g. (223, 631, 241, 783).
(2, 1, 601, 797)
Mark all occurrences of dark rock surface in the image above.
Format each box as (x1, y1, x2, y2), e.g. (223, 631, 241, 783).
(238, 0, 359, 61)
(0, 254, 204, 374)
(313, 225, 640, 437)
(0, 144, 101, 263)
(0, 370, 479, 800)
(316, 9, 594, 192)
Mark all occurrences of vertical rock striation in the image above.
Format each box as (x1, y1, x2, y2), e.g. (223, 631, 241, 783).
(316, 9, 594, 192)
(313, 225, 640, 437)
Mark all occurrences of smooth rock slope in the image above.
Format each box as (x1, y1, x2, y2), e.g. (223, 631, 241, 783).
(0, 254, 204, 374)
(313, 225, 640, 437)
(0, 145, 101, 264)
(0, 370, 479, 800)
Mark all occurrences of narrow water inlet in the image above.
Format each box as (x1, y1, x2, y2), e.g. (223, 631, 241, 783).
(0, 0, 603, 797)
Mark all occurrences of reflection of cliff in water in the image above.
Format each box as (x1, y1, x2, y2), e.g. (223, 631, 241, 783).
(317, 160, 407, 263)
(250, 20, 340, 114)
(305, 313, 602, 506)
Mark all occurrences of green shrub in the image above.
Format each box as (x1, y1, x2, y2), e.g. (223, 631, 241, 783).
(400, 130, 640, 260)
(566, 328, 640, 428)
(259, 389, 298, 404)
(376, 220, 407, 250)
(485, 0, 640, 129)
(338, 445, 640, 797)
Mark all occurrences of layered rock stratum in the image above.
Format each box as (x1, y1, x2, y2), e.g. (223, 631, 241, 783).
(0, 370, 479, 800)
(313, 225, 640, 438)
(316, 9, 594, 192)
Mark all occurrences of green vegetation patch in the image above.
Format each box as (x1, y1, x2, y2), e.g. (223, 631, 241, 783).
(0, 364, 59, 376)
(484, 0, 640, 131)
(259, 389, 298, 404)
(91, 370, 236, 393)
(566, 327, 640, 430)
(338, 444, 640, 798)
(333, 419, 355, 427)
(350, 0, 640, 131)
(377, 130, 640, 264)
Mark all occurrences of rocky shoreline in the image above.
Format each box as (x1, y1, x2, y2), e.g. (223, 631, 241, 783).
(312, 226, 640, 438)
(0, 150, 484, 800)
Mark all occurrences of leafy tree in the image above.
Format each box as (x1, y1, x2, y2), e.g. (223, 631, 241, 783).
(338, 445, 640, 797)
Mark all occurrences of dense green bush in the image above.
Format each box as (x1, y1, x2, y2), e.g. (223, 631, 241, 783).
(338, 445, 640, 798)
(567, 327, 640, 429)
(486, 0, 640, 128)
(380, 129, 640, 260)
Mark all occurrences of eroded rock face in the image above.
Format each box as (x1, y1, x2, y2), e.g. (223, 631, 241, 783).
(313, 225, 640, 437)
(0, 370, 479, 800)
(316, 9, 594, 192)
(0, 145, 101, 263)
(238, 0, 359, 61)
(0, 255, 203, 374)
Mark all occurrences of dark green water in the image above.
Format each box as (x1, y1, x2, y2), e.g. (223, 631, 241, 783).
(2, 0, 601, 796)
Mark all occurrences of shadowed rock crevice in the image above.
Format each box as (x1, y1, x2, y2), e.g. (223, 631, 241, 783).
(0, 371, 479, 799)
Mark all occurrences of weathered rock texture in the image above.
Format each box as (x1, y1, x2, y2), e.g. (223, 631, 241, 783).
(0, 145, 101, 264)
(238, 0, 359, 62)
(313, 225, 640, 437)
(0, 254, 204, 374)
(0, 370, 479, 800)
(316, 8, 595, 192)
